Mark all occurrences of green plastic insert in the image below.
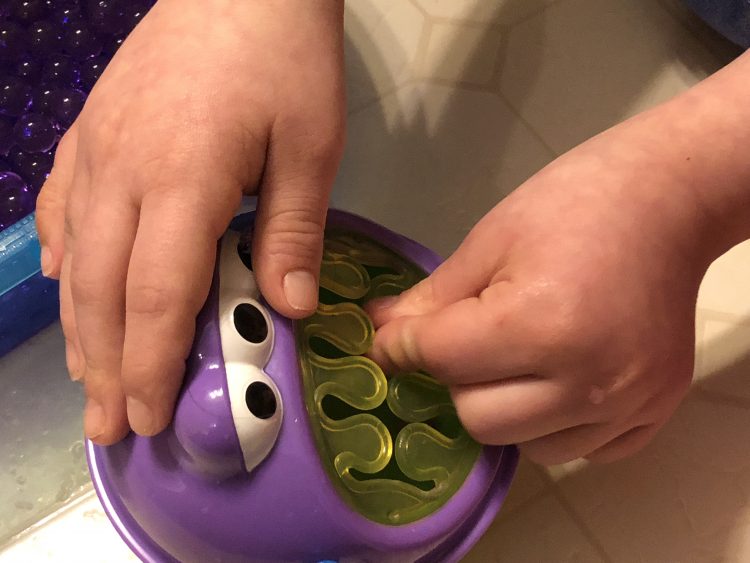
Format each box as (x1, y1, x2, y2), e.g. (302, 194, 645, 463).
(297, 230, 480, 526)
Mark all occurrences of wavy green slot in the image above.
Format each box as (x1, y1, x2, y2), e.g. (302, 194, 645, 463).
(297, 230, 480, 525)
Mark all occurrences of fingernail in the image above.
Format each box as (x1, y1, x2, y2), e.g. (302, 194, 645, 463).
(127, 397, 155, 435)
(65, 345, 82, 381)
(40, 246, 52, 277)
(84, 399, 105, 440)
(283, 270, 318, 312)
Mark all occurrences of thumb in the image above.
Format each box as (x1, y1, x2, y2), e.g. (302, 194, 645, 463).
(252, 120, 345, 319)
(368, 282, 530, 384)
(366, 219, 503, 327)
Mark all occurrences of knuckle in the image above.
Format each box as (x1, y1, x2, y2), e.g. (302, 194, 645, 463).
(120, 357, 155, 393)
(35, 185, 59, 216)
(63, 213, 75, 239)
(402, 277, 436, 309)
(260, 210, 325, 264)
(309, 123, 345, 162)
(54, 127, 78, 162)
(126, 283, 175, 319)
(121, 353, 185, 400)
(70, 271, 105, 306)
(282, 111, 346, 164)
(483, 300, 512, 333)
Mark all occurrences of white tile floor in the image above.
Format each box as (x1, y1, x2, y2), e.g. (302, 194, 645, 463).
(3, 0, 749, 561)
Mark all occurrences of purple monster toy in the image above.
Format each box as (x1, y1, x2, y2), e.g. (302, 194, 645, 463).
(87, 209, 518, 563)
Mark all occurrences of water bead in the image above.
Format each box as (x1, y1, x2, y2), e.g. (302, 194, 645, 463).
(79, 55, 107, 90)
(0, 172, 33, 230)
(16, 56, 43, 82)
(13, 113, 58, 153)
(10, 0, 49, 25)
(101, 33, 124, 57)
(10, 149, 53, 190)
(87, 0, 126, 35)
(28, 20, 62, 56)
(0, 22, 27, 63)
(51, 4, 82, 28)
(51, 87, 85, 126)
(120, 1, 155, 35)
(31, 85, 55, 113)
(0, 118, 14, 155)
(44, 0, 79, 10)
(0, 0, 157, 230)
(62, 18, 103, 60)
(40, 53, 79, 85)
(0, 76, 32, 117)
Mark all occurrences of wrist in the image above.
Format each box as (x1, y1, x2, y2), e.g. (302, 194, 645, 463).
(604, 52, 750, 268)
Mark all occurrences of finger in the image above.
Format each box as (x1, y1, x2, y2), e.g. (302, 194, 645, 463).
(369, 282, 537, 383)
(59, 252, 83, 380)
(71, 189, 138, 444)
(518, 419, 634, 465)
(35, 124, 79, 279)
(120, 191, 229, 436)
(60, 164, 90, 382)
(585, 424, 659, 464)
(366, 212, 510, 326)
(450, 377, 598, 445)
(252, 113, 345, 319)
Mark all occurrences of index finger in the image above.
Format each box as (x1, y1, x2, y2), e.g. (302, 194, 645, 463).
(120, 191, 234, 435)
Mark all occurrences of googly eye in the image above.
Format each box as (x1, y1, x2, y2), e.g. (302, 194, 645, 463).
(233, 303, 268, 344)
(224, 364, 283, 473)
(245, 381, 277, 419)
(237, 236, 253, 271)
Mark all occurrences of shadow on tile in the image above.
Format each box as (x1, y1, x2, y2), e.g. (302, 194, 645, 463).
(336, 0, 554, 257)
(495, 0, 733, 153)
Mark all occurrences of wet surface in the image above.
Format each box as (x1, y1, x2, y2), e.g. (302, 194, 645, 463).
(0, 323, 89, 547)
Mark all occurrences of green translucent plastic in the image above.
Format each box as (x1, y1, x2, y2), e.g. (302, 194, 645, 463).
(297, 231, 480, 526)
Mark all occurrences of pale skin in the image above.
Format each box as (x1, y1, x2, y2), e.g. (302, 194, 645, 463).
(35, 0, 750, 463)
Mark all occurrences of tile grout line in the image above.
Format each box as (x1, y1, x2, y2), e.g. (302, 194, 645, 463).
(535, 468, 615, 563)
(411, 10, 434, 79)
(550, 486, 615, 563)
(499, 479, 556, 517)
(484, 15, 562, 159)
(406, 0, 428, 19)
(493, 87, 561, 158)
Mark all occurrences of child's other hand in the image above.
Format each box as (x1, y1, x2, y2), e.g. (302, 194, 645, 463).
(368, 119, 712, 465)
(35, 0, 345, 444)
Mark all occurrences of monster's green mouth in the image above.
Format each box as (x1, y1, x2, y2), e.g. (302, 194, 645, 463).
(296, 231, 480, 526)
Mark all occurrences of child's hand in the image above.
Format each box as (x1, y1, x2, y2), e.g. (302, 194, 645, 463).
(368, 78, 750, 464)
(35, 0, 345, 444)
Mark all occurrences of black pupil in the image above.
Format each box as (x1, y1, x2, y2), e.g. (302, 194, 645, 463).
(237, 241, 253, 270)
(245, 382, 277, 419)
(233, 303, 268, 343)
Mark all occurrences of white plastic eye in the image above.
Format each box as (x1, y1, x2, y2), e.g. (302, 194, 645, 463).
(218, 232, 283, 472)
(224, 362, 282, 472)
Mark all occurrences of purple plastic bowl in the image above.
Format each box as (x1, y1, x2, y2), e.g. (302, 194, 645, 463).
(86, 209, 518, 563)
